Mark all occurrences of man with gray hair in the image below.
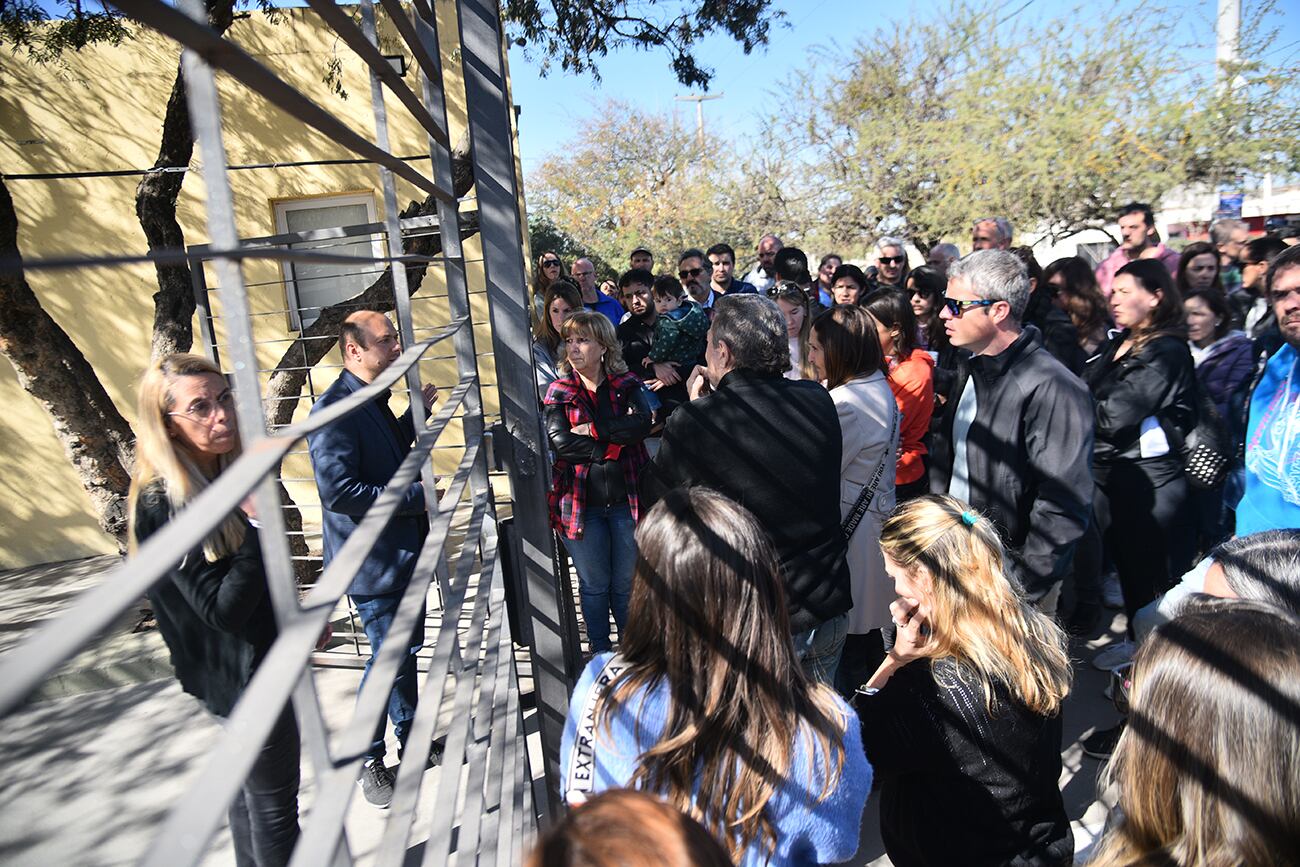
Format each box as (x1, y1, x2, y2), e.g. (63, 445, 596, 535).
(871, 235, 909, 290)
(971, 216, 1014, 251)
(1211, 218, 1250, 295)
(927, 242, 960, 274)
(640, 294, 851, 683)
(931, 250, 1094, 613)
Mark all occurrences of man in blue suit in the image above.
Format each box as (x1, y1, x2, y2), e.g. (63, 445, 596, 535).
(308, 310, 438, 808)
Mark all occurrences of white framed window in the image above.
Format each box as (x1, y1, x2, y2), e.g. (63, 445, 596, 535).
(273, 192, 387, 330)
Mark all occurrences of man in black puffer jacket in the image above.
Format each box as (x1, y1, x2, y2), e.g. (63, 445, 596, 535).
(930, 250, 1095, 613)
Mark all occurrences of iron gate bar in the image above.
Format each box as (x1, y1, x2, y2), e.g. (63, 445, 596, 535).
(5, 244, 441, 273)
(188, 213, 444, 255)
(372, 498, 492, 865)
(455, 0, 580, 823)
(107, 0, 456, 203)
(303, 0, 451, 150)
(142, 421, 483, 867)
(0, 331, 453, 719)
(173, 0, 345, 798)
(287, 485, 491, 867)
(378, 0, 443, 95)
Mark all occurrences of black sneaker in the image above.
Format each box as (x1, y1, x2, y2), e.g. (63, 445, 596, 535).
(1081, 721, 1126, 760)
(357, 758, 395, 808)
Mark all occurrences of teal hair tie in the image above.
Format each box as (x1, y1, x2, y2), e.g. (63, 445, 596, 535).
(961, 510, 979, 527)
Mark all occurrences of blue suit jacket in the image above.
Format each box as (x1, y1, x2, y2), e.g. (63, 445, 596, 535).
(307, 369, 427, 597)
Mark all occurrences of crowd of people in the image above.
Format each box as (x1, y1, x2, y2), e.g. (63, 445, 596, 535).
(530, 211, 1300, 865)
(119, 206, 1300, 866)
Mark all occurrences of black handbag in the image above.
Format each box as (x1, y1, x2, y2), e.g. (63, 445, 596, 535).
(1179, 385, 1232, 491)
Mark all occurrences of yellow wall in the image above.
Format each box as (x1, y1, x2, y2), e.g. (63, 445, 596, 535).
(0, 5, 514, 568)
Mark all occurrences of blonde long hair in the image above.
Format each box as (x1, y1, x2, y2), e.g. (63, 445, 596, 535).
(1090, 599, 1300, 867)
(879, 495, 1071, 716)
(127, 353, 245, 561)
(602, 488, 848, 862)
(558, 310, 629, 376)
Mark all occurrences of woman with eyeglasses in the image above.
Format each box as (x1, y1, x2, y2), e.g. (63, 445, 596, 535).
(128, 353, 300, 866)
(1081, 260, 1198, 701)
(864, 291, 934, 502)
(768, 281, 815, 380)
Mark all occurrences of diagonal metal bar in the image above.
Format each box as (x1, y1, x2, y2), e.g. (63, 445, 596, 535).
(302, 0, 450, 149)
(378, 0, 443, 93)
(107, 0, 454, 202)
(143, 427, 482, 867)
(420, 520, 500, 866)
(5, 244, 439, 274)
(291, 471, 488, 867)
(0, 337, 451, 719)
(174, 0, 339, 794)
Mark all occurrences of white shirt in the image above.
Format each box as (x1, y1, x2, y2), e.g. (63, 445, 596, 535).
(949, 376, 978, 505)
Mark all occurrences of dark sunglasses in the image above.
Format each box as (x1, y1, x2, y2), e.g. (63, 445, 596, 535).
(943, 298, 997, 317)
(678, 266, 704, 279)
(878, 255, 906, 265)
(541, 259, 561, 268)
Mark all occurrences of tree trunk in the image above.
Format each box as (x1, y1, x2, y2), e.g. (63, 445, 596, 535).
(0, 176, 135, 544)
(138, 0, 236, 361)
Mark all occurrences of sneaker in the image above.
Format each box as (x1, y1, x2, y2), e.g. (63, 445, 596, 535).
(1101, 572, 1124, 609)
(1082, 721, 1126, 760)
(357, 758, 395, 809)
(1092, 639, 1135, 672)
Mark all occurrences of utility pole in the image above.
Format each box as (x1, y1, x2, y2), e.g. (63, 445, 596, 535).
(675, 93, 723, 147)
(1216, 0, 1241, 93)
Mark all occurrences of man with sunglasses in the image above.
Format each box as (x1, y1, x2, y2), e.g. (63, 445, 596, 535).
(871, 236, 909, 291)
(677, 248, 719, 315)
(930, 250, 1095, 616)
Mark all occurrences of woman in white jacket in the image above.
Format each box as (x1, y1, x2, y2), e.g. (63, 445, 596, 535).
(809, 305, 900, 696)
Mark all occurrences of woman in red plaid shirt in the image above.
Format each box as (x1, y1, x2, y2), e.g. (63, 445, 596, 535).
(545, 311, 655, 651)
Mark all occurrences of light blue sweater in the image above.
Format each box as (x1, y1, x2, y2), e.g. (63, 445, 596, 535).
(560, 653, 872, 866)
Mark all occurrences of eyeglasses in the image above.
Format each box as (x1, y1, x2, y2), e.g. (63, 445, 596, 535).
(541, 259, 561, 268)
(678, 267, 704, 280)
(878, 255, 906, 266)
(767, 281, 805, 298)
(168, 391, 235, 422)
(943, 298, 997, 317)
(573, 270, 594, 278)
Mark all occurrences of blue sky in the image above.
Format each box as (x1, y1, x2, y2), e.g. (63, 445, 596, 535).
(30, 0, 1300, 176)
(505, 0, 1300, 175)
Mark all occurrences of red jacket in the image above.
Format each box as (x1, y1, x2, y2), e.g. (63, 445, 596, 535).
(888, 349, 935, 486)
(544, 370, 651, 539)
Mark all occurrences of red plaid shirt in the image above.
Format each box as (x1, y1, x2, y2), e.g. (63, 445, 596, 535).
(544, 370, 650, 540)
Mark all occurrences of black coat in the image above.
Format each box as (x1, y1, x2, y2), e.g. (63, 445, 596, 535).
(929, 327, 1095, 597)
(135, 483, 277, 717)
(1023, 289, 1086, 376)
(858, 659, 1073, 866)
(1083, 331, 1198, 483)
(638, 369, 851, 633)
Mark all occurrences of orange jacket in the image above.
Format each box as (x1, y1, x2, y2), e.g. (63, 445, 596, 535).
(887, 349, 935, 485)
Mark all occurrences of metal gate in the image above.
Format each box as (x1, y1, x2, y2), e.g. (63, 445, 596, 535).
(0, 0, 581, 862)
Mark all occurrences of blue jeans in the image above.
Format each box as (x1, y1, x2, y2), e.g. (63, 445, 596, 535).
(564, 504, 636, 652)
(227, 705, 300, 867)
(351, 590, 426, 760)
(794, 613, 848, 687)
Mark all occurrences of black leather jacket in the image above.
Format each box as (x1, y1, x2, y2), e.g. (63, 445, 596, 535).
(1083, 331, 1198, 473)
